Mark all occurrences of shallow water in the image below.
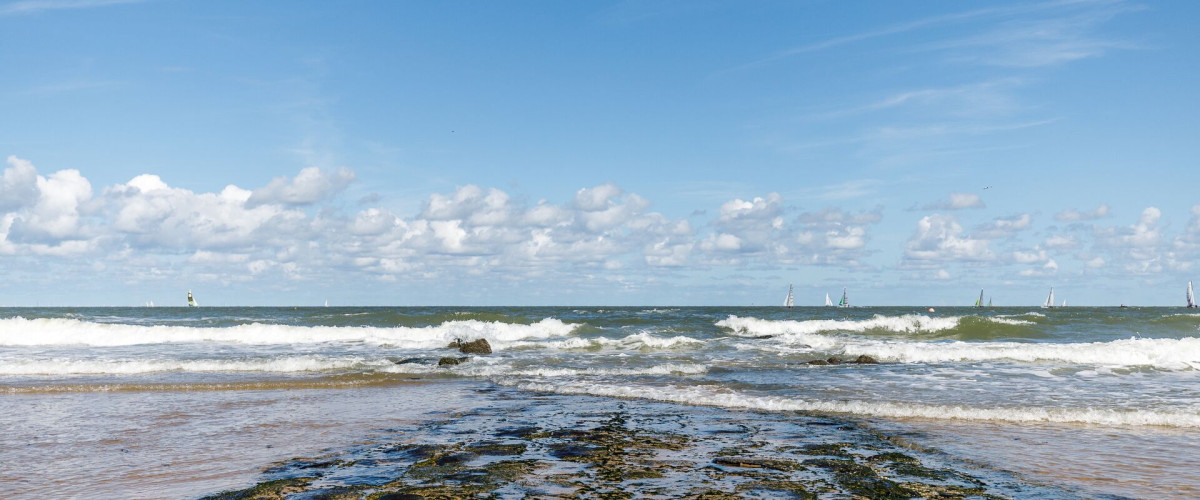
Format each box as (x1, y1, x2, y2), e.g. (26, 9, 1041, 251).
(2, 306, 1198, 497)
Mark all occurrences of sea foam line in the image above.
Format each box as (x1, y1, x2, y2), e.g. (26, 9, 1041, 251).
(506, 381, 1200, 428)
(0, 356, 392, 375)
(0, 317, 577, 348)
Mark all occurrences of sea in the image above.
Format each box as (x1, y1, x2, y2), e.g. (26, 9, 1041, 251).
(2, 306, 1198, 499)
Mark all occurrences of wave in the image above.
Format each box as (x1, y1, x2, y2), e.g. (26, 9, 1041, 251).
(717, 314, 1041, 341)
(841, 337, 1200, 370)
(1, 373, 420, 393)
(507, 381, 1200, 428)
(506, 332, 705, 351)
(382, 359, 707, 378)
(0, 317, 578, 348)
(0, 356, 393, 375)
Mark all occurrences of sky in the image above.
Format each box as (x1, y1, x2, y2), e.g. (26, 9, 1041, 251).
(1, 0, 1199, 306)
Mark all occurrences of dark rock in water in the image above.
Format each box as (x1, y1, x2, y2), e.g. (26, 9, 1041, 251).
(438, 356, 469, 367)
(807, 360, 830, 366)
(389, 357, 427, 365)
(713, 456, 801, 471)
(853, 355, 878, 364)
(549, 443, 597, 460)
(434, 451, 476, 466)
(826, 357, 842, 365)
(376, 494, 425, 500)
(458, 338, 492, 354)
(495, 426, 541, 438)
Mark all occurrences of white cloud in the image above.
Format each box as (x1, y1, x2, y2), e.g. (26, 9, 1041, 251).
(0, 156, 40, 211)
(904, 214, 993, 265)
(247, 166, 355, 206)
(1055, 204, 1109, 222)
(921, 192, 984, 211)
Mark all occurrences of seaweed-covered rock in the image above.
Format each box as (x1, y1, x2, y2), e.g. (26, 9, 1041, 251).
(448, 338, 492, 354)
(713, 456, 802, 471)
(853, 355, 879, 364)
(437, 356, 468, 367)
(826, 357, 842, 365)
(806, 359, 829, 366)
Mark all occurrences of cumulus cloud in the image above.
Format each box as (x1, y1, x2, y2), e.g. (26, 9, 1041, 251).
(1091, 207, 1169, 274)
(972, 213, 1031, 239)
(903, 214, 994, 265)
(697, 194, 880, 266)
(1055, 204, 1109, 222)
(247, 166, 355, 206)
(920, 192, 984, 211)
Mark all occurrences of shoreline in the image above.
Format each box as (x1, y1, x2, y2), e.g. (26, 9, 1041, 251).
(203, 384, 1080, 500)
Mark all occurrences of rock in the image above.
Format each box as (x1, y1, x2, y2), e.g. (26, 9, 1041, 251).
(807, 360, 830, 366)
(376, 494, 425, 500)
(438, 356, 469, 367)
(826, 357, 842, 365)
(457, 338, 492, 354)
(853, 355, 878, 364)
(713, 456, 801, 471)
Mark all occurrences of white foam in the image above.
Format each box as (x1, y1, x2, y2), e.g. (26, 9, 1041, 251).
(382, 359, 707, 378)
(0, 317, 578, 348)
(506, 381, 1200, 428)
(505, 332, 704, 351)
(717, 314, 963, 337)
(843, 337, 1200, 370)
(0, 356, 390, 375)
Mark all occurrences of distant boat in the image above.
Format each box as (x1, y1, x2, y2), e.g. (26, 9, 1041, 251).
(824, 293, 834, 307)
(987, 297, 993, 307)
(145, 301, 154, 307)
(838, 287, 849, 308)
(783, 285, 794, 308)
(324, 299, 329, 307)
(1188, 281, 1197, 309)
(1042, 287, 1055, 309)
(1061, 299, 1067, 307)
(187, 290, 198, 307)
(974, 289, 984, 308)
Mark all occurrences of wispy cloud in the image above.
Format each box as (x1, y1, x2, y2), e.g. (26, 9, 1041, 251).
(913, 1, 1146, 67)
(0, 0, 145, 16)
(727, 0, 1139, 72)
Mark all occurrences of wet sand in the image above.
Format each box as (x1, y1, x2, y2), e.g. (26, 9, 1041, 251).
(204, 385, 1082, 499)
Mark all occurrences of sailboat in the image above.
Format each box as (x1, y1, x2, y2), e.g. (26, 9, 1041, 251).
(1188, 281, 1197, 309)
(974, 289, 984, 308)
(1042, 287, 1055, 309)
(824, 293, 834, 307)
(187, 290, 198, 307)
(987, 297, 993, 307)
(1061, 299, 1067, 307)
(783, 285, 794, 308)
(838, 287, 849, 308)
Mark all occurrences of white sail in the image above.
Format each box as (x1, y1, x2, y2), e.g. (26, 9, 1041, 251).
(975, 289, 984, 307)
(783, 285, 794, 308)
(824, 293, 833, 307)
(839, 287, 849, 308)
(1042, 287, 1054, 308)
(1062, 299, 1067, 307)
(1188, 281, 1196, 308)
(187, 290, 198, 307)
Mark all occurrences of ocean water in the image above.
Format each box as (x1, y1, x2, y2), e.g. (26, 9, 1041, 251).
(2, 306, 1198, 498)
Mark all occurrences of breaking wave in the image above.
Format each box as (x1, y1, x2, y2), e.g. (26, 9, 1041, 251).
(0, 356, 393, 375)
(508, 381, 1200, 428)
(717, 314, 1040, 340)
(0, 317, 578, 349)
(841, 337, 1200, 370)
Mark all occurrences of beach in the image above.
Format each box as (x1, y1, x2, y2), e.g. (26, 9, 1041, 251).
(2, 306, 1198, 498)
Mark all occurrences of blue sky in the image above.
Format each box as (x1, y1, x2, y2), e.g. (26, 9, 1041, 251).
(2, 0, 1199, 306)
